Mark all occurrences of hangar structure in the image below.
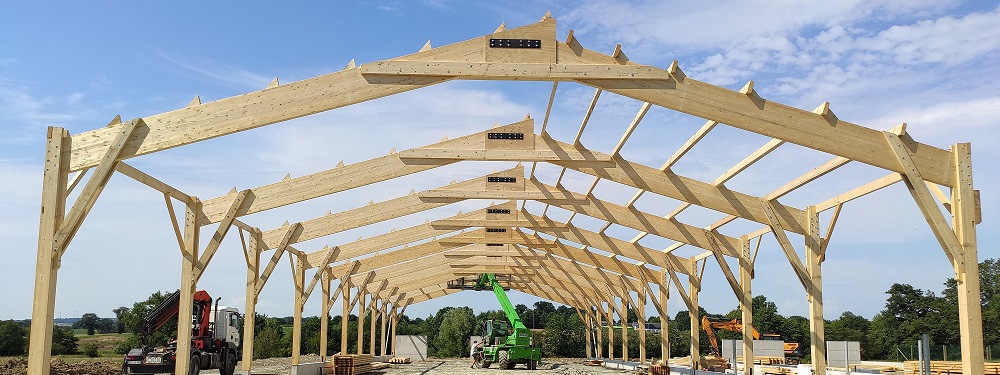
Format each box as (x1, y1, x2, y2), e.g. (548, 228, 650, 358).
(28, 14, 984, 375)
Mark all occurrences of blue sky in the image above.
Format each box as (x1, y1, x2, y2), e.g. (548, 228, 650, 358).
(1, 1, 998, 323)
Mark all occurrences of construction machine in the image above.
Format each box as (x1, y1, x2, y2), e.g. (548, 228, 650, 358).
(123, 290, 242, 375)
(448, 273, 542, 369)
(701, 315, 801, 365)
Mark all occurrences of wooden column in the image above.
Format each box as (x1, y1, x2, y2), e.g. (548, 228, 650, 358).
(341, 283, 350, 355)
(806, 206, 826, 375)
(26, 127, 70, 375)
(291, 255, 305, 365)
(605, 301, 614, 359)
(659, 273, 670, 362)
(320, 270, 331, 362)
(175, 199, 201, 375)
(241, 229, 262, 374)
(740, 236, 754, 375)
(639, 287, 647, 364)
(390, 308, 399, 355)
(621, 295, 628, 361)
(379, 302, 388, 356)
(689, 273, 701, 370)
(585, 309, 593, 358)
(369, 298, 378, 355)
(357, 293, 366, 354)
(595, 303, 604, 358)
(952, 143, 985, 375)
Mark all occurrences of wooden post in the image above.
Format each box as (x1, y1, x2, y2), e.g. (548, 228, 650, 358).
(621, 295, 628, 361)
(320, 269, 331, 362)
(26, 127, 70, 375)
(341, 283, 350, 355)
(806, 206, 827, 375)
(596, 303, 604, 358)
(952, 143, 985, 375)
(292, 255, 305, 365)
(639, 287, 647, 364)
(584, 309, 593, 358)
(369, 298, 378, 355)
(740, 236, 754, 375)
(357, 292, 366, 354)
(241, 229, 262, 374)
(390, 307, 399, 355)
(606, 301, 614, 359)
(175, 198, 201, 375)
(373, 301, 389, 355)
(660, 272, 670, 363)
(690, 273, 701, 370)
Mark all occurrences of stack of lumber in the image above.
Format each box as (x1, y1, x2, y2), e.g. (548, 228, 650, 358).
(584, 360, 604, 366)
(389, 357, 411, 364)
(649, 364, 670, 375)
(903, 361, 1000, 375)
(760, 365, 795, 375)
(667, 356, 729, 371)
(333, 354, 374, 375)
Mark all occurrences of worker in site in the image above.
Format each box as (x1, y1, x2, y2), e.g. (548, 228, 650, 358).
(470, 340, 483, 368)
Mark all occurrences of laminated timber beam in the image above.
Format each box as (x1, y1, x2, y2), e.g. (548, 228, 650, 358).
(197, 120, 529, 224)
(355, 19, 955, 186)
(256, 167, 523, 249)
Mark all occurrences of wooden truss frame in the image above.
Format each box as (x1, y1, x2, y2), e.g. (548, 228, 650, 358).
(28, 14, 984, 375)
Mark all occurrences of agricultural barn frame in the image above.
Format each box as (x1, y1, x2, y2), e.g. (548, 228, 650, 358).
(28, 14, 984, 375)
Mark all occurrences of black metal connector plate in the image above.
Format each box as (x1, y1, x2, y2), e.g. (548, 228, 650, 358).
(489, 39, 542, 49)
(488, 132, 525, 140)
(488, 208, 512, 214)
(486, 243, 505, 247)
(486, 228, 508, 233)
(487, 177, 517, 183)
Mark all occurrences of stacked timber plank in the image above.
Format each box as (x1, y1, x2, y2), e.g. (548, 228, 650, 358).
(333, 354, 374, 375)
(389, 357, 412, 364)
(759, 365, 795, 375)
(903, 361, 1000, 375)
(649, 364, 670, 375)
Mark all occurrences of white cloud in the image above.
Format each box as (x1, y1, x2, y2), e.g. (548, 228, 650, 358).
(856, 6, 1000, 65)
(561, 0, 955, 51)
(156, 51, 272, 90)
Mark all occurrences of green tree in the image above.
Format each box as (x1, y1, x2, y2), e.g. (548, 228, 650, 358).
(0, 320, 27, 355)
(74, 313, 100, 335)
(51, 325, 79, 355)
(542, 313, 585, 357)
(827, 311, 870, 357)
(82, 342, 99, 357)
(434, 307, 474, 357)
(113, 307, 129, 333)
(115, 291, 181, 354)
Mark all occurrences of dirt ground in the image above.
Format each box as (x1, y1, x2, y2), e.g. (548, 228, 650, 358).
(0, 355, 641, 375)
(249, 355, 642, 375)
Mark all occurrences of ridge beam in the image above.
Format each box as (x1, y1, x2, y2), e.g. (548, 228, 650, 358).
(360, 61, 668, 81)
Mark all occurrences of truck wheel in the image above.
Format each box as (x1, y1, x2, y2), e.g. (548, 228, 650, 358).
(786, 358, 800, 365)
(481, 361, 492, 368)
(189, 354, 201, 375)
(498, 350, 510, 369)
(221, 352, 237, 375)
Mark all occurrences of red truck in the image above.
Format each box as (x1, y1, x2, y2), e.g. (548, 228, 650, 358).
(123, 290, 242, 375)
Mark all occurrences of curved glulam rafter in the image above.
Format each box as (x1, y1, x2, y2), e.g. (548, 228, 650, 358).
(29, 15, 983, 375)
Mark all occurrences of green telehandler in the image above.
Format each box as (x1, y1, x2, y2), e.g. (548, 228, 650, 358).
(449, 273, 542, 369)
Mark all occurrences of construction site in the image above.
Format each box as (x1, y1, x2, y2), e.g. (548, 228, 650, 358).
(18, 11, 991, 375)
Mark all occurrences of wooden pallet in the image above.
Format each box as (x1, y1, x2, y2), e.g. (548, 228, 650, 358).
(759, 365, 795, 375)
(903, 361, 1000, 375)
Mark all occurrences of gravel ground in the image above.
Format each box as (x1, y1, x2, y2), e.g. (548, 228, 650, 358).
(244, 356, 642, 375)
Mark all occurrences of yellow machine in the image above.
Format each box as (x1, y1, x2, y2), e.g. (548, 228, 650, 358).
(701, 316, 801, 365)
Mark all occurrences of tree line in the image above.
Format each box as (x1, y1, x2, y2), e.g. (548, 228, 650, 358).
(1, 258, 995, 361)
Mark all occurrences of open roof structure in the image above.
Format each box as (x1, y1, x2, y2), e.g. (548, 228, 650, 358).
(27, 14, 984, 375)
